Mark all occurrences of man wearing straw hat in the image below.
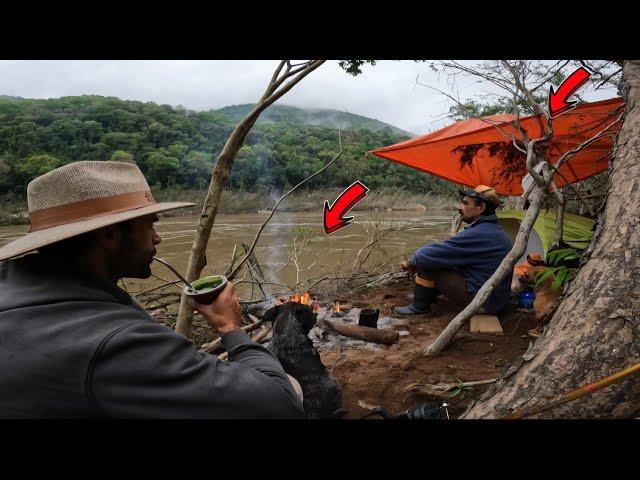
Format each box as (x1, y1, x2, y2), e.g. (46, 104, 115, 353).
(394, 184, 512, 316)
(0, 161, 304, 418)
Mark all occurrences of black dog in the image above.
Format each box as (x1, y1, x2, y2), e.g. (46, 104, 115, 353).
(262, 302, 343, 419)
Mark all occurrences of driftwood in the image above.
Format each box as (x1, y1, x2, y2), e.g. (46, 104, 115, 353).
(401, 378, 498, 397)
(242, 243, 267, 299)
(320, 319, 399, 345)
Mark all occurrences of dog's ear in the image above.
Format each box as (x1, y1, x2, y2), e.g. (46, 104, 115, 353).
(261, 305, 281, 323)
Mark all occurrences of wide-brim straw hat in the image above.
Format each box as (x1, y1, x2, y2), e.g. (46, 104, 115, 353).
(0, 161, 195, 262)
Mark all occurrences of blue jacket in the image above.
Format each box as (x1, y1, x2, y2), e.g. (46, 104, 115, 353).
(409, 215, 512, 314)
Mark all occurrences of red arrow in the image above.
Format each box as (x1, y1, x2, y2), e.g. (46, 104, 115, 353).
(323, 181, 369, 235)
(549, 66, 592, 118)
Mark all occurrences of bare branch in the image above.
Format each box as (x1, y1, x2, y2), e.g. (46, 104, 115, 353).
(546, 164, 596, 216)
(133, 279, 183, 299)
(551, 108, 625, 173)
(530, 60, 571, 93)
(270, 60, 286, 85)
(175, 59, 325, 338)
(227, 137, 349, 281)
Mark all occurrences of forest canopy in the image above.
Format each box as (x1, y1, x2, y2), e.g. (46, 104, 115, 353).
(0, 95, 457, 196)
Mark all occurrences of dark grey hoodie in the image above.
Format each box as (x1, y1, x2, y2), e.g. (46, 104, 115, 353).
(0, 253, 304, 418)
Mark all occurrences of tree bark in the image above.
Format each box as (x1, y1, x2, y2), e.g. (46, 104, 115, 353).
(462, 60, 640, 419)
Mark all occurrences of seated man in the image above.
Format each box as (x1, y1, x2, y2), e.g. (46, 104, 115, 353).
(394, 185, 512, 316)
(0, 161, 304, 418)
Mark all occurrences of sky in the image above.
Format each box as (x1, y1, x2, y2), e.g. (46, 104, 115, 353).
(0, 60, 620, 136)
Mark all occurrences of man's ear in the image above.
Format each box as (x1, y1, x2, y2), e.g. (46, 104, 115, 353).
(94, 224, 124, 252)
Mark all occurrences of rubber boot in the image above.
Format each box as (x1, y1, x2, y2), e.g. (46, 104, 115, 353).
(393, 284, 437, 315)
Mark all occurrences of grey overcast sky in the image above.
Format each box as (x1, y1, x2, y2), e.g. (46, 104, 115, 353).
(0, 60, 619, 136)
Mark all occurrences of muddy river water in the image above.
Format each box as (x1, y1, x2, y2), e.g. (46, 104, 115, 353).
(0, 210, 455, 299)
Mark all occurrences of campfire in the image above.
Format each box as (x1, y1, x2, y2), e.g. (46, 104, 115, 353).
(269, 293, 404, 350)
(332, 300, 345, 317)
(278, 292, 319, 312)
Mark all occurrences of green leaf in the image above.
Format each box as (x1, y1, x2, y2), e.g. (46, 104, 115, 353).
(535, 267, 557, 288)
(546, 248, 581, 266)
(447, 388, 461, 398)
(551, 268, 567, 291)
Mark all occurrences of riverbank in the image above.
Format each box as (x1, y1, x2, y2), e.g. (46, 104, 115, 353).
(0, 186, 455, 225)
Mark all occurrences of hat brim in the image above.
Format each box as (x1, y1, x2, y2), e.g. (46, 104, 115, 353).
(0, 201, 195, 262)
(458, 188, 475, 198)
(458, 188, 500, 208)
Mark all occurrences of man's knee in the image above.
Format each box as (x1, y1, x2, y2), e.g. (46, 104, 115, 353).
(414, 275, 436, 288)
(287, 374, 304, 404)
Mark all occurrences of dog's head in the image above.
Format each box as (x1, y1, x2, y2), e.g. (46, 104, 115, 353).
(262, 302, 317, 335)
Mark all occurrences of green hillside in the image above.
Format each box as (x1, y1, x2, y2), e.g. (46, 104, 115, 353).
(0, 95, 454, 197)
(215, 104, 416, 137)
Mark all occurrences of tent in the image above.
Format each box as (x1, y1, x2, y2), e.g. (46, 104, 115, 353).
(371, 98, 625, 195)
(496, 209, 595, 263)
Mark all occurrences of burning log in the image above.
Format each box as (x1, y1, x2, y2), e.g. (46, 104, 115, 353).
(320, 319, 399, 345)
(281, 292, 319, 312)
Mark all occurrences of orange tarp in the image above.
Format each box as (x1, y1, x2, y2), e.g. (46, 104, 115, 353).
(372, 97, 625, 195)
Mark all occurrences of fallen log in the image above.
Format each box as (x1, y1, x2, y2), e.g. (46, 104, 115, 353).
(320, 319, 399, 345)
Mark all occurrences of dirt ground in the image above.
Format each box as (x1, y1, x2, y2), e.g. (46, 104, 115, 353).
(179, 274, 537, 419)
(321, 275, 538, 419)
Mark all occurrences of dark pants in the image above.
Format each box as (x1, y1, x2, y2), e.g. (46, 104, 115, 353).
(417, 269, 485, 313)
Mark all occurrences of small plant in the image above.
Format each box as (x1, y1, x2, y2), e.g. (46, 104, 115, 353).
(447, 379, 474, 400)
(535, 247, 582, 291)
(164, 316, 177, 329)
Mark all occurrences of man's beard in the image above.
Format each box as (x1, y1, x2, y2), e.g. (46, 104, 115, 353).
(459, 210, 472, 223)
(111, 247, 154, 279)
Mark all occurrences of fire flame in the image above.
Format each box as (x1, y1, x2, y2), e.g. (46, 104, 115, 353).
(332, 301, 341, 313)
(284, 292, 318, 312)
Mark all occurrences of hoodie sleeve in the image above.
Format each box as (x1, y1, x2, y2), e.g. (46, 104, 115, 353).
(88, 322, 304, 419)
(410, 228, 483, 271)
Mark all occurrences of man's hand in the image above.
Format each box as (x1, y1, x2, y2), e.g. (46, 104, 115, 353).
(192, 281, 243, 335)
(400, 261, 415, 272)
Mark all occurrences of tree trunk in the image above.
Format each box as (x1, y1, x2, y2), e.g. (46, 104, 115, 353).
(462, 60, 640, 419)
